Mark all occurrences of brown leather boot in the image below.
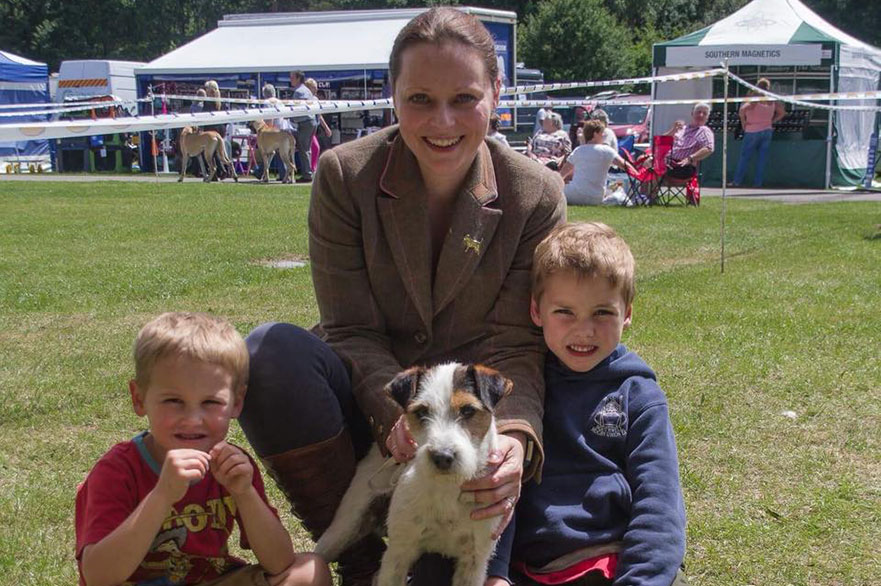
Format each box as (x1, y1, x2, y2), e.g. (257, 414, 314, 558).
(259, 428, 384, 586)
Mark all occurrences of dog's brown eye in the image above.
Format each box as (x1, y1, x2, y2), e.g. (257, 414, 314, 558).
(413, 407, 430, 421)
(459, 405, 476, 419)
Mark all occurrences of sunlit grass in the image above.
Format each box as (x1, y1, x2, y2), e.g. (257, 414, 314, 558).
(1, 181, 878, 585)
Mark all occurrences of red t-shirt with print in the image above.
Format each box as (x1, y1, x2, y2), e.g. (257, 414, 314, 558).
(75, 433, 278, 586)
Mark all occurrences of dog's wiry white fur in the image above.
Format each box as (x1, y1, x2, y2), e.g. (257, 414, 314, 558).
(315, 362, 511, 586)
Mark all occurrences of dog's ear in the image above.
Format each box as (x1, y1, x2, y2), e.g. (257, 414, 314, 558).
(385, 367, 424, 408)
(469, 365, 513, 409)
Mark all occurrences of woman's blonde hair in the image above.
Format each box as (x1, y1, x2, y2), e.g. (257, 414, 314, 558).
(532, 222, 635, 306)
(133, 312, 249, 397)
(204, 80, 221, 108)
(304, 77, 319, 96)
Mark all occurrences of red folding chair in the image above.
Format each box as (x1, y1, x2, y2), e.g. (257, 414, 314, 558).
(623, 135, 671, 205)
(627, 135, 700, 206)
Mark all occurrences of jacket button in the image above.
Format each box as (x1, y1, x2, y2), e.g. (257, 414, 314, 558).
(414, 331, 428, 344)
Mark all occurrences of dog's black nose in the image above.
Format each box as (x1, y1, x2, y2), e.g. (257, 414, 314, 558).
(429, 449, 455, 471)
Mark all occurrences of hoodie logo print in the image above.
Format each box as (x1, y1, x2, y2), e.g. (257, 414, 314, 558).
(591, 395, 627, 438)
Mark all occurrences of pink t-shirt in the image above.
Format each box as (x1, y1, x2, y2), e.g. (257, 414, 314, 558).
(740, 102, 777, 133)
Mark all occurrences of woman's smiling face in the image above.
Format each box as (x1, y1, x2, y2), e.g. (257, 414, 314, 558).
(393, 41, 500, 188)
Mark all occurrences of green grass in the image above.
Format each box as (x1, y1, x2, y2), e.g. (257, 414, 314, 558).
(1, 181, 879, 585)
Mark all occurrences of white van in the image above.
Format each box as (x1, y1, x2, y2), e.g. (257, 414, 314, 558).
(55, 60, 144, 115)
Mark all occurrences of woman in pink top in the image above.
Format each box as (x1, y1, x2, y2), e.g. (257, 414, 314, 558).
(732, 78, 786, 187)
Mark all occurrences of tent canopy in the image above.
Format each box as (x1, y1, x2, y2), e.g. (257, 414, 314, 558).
(0, 50, 48, 84)
(652, 0, 881, 187)
(0, 50, 50, 164)
(657, 0, 877, 49)
(138, 7, 516, 75)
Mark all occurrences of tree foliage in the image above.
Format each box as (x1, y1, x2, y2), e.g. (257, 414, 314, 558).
(519, 0, 635, 83)
(0, 0, 877, 76)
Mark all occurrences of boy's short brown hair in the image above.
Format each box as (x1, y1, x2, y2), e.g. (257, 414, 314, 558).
(581, 119, 605, 143)
(133, 312, 249, 397)
(532, 222, 635, 306)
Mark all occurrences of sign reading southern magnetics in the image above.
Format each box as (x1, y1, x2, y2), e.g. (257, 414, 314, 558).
(664, 44, 823, 67)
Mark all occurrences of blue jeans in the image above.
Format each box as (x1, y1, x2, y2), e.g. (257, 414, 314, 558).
(734, 129, 773, 187)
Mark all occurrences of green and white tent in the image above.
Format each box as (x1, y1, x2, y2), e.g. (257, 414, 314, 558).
(653, 0, 881, 187)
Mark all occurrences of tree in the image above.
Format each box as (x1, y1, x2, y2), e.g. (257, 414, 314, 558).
(519, 0, 634, 83)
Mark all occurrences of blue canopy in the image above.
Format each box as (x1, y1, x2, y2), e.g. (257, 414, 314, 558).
(0, 50, 50, 163)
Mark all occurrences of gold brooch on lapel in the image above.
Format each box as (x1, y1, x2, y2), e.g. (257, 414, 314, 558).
(463, 235, 482, 255)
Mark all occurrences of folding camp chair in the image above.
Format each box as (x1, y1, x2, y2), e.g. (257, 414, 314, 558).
(625, 135, 700, 206)
(622, 135, 670, 205)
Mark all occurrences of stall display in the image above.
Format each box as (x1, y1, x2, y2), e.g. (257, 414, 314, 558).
(652, 0, 881, 188)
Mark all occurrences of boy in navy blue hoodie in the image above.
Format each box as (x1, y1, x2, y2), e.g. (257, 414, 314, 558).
(488, 222, 687, 586)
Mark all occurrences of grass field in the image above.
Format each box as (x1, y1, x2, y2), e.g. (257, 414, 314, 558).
(1, 181, 879, 585)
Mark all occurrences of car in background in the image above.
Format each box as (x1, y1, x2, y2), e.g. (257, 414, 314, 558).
(585, 93, 651, 143)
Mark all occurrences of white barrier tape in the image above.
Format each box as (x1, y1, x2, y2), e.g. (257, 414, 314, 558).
(0, 103, 144, 118)
(728, 72, 881, 111)
(500, 90, 881, 109)
(0, 98, 150, 113)
(500, 68, 727, 96)
(0, 98, 395, 141)
(159, 94, 283, 105)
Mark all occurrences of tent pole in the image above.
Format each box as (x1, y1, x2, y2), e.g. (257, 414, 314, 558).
(149, 85, 158, 180)
(721, 60, 729, 274)
(825, 63, 835, 189)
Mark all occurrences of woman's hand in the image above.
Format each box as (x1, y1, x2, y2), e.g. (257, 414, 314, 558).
(460, 432, 525, 538)
(385, 414, 418, 463)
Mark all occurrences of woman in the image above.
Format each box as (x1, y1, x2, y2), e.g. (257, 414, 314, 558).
(589, 108, 618, 153)
(304, 78, 333, 172)
(561, 119, 635, 205)
(487, 112, 509, 147)
(664, 102, 714, 179)
(526, 112, 571, 170)
(568, 106, 586, 148)
(239, 8, 566, 586)
(202, 80, 228, 179)
(732, 78, 785, 187)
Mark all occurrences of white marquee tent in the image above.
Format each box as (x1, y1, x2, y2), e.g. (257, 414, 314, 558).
(652, 0, 881, 187)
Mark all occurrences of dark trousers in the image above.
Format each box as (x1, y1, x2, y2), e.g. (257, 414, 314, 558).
(239, 323, 454, 585)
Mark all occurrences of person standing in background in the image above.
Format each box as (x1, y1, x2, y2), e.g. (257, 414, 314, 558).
(304, 78, 333, 173)
(732, 78, 786, 188)
(202, 80, 228, 180)
(289, 70, 318, 183)
(189, 88, 206, 114)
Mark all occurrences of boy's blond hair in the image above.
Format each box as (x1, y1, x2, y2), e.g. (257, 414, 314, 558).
(532, 222, 635, 306)
(133, 312, 249, 397)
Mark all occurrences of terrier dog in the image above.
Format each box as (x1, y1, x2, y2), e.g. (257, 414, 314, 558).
(315, 362, 512, 586)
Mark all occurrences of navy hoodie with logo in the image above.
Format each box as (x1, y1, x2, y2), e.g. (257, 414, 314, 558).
(489, 345, 685, 586)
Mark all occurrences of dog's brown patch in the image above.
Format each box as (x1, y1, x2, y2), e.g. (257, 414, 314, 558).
(449, 390, 493, 441)
(405, 401, 430, 432)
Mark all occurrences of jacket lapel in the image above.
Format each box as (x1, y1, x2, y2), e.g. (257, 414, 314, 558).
(433, 142, 501, 315)
(378, 136, 433, 328)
